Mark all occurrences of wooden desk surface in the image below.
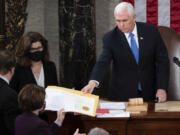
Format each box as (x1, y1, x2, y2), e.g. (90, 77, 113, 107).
(46, 102, 180, 135)
(131, 102, 180, 119)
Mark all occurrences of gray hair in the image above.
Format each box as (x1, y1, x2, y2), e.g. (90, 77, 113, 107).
(114, 2, 135, 17)
(88, 127, 109, 135)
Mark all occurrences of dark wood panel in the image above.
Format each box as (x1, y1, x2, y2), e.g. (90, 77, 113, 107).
(80, 118, 127, 135)
(128, 120, 180, 135)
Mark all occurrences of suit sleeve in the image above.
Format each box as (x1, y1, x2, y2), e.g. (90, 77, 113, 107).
(44, 61, 58, 87)
(90, 35, 112, 83)
(51, 62, 58, 85)
(9, 66, 20, 93)
(3, 91, 20, 135)
(51, 123, 60, 135)
(155, 28, 170, 91)
(35, 122, 59, 135)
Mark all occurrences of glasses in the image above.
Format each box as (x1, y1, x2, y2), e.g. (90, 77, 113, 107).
(30, 46, 43, 52)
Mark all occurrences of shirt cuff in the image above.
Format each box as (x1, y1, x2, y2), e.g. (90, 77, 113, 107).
(54, 121, 62, 127)
(90, 80, 99, 87)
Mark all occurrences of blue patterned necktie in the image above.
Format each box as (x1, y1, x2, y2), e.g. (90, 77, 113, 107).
(129, 32, 142, 90)
(129, 32, 139, 63)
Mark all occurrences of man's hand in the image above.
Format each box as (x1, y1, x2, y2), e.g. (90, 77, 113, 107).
(156, 89, 167, 103)
(81, 80, 97, 93)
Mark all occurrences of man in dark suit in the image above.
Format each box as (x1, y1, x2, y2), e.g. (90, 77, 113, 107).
(0, 50, 19, 135)
(82, 2, 169, 102)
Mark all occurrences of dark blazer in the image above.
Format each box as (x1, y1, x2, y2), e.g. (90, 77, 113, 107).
(15, 112, 59, 135)
(0, 78, 19, 135)
(10, 60, 58, 93)
(90, 22, 170, 101)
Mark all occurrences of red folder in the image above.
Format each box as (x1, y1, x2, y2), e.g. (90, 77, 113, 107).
(96, 109, 109, 114)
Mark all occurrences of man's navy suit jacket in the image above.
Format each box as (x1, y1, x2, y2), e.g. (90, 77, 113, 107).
(0, 78, 19, 135)
(90, 22, 170, 101)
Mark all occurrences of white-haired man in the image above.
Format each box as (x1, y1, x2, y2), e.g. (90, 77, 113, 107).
(82, 2, 169, 102)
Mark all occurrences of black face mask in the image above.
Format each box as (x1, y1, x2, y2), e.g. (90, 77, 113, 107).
(29, 51, 44, 62)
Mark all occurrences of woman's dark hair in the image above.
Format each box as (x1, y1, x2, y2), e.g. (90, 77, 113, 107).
(15, 32, 49, 67)
(18, 84, 45, 112)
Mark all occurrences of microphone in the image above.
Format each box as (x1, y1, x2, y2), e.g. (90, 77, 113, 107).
(173, 57, 180, 67)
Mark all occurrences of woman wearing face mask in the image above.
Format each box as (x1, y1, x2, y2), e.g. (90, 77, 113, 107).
(10, 32, 58, 93)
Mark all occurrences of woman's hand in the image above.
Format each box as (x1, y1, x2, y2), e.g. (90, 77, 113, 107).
(73, 128, 86, 135)
(55, 109, 66, 125)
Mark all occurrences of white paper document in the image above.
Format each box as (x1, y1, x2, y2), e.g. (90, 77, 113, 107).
(99, 102, 126, 109)
(45, 86, 99, 117)
(96, 110, 130, 118)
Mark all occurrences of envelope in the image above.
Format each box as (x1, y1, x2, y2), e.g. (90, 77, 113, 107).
(45, 86, 99, 117)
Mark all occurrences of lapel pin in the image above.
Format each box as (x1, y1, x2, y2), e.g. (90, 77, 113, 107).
(140, 37, 143, 40)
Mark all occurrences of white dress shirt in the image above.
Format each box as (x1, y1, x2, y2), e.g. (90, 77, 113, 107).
(124, 23, 139, 48)
(32, 65, 45, 88)
(0, 75, 9, 84)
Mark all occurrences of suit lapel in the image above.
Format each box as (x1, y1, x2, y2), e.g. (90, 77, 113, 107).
(29, 67, 38, 84)
(42, 61, 47, 87)
(0, 78, 9, 87)
(29, 63, 46, 86)
(116, 28, 137, 65)
(136, 22, 145, 66)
